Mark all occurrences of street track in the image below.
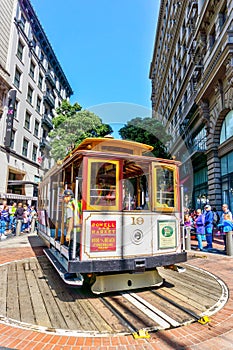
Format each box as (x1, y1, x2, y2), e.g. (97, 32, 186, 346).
(0, 256, 228, 336)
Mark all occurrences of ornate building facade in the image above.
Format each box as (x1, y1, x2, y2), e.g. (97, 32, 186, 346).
(150, 0, 233, 211)
(0, 0, 73, 204)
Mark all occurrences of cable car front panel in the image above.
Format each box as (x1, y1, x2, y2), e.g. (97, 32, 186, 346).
(81, 211, 181, 261)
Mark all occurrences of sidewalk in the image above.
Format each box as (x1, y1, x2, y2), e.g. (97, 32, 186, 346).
(191, 232, 227, 254)
(0, 233, 233, 349)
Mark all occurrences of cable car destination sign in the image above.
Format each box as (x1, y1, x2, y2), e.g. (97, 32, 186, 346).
(90, 220, 116, 252)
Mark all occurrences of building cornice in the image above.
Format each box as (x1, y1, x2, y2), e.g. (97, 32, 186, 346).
(149, 0, 165, 78)
(18, 0, 73, 97)
(150, 1, 187, 109)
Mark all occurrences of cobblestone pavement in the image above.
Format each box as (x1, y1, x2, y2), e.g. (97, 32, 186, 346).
(0, 233, 233, 350)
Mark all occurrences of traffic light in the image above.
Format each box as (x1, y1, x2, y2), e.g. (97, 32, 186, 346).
(4, 89, 16, 148)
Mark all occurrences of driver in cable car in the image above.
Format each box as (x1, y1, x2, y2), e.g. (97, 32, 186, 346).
(62, 189, 81, 260)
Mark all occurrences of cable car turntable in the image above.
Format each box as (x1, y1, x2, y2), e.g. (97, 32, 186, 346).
(0, 247, 228, 336)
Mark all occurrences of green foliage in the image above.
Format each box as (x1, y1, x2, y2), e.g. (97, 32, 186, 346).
(118, 117, 172, 158)
(49, 101, 112, 161)
(52, 100, 82, 128)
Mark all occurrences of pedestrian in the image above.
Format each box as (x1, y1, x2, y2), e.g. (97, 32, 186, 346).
(219, 204, 233, 251)
(14, 202, 24, 233)
(194, 208, 205, 251)
(184, 213, 194, 238)
(9, 201, 17, 233)
(29, 206, 37, 232)
(219, 204, 232, 233)
(204, 204, 214, 249)
(184, 213, 193, 227)
(221, 204, 232, 221)
(218, 213, 233, 252)
(22, 204, 30, 232)
(212, 207, 220, 227)
(0, 201, 9, 240)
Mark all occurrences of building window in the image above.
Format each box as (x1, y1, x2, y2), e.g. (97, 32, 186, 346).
(14, 100, 19, 119)
(174, 112, 178, 125)
(182, 19, 186, 35)
(194, 168, 208, 186)
(27, 85, 33, 105)
(221, 152, 233, 175)
(36, 96, 42, 113)
(29, 60, 36, 79)
(14, 67, 21, 89)
(193, 127, 207, 151)
(32, 145, 38, 162)
(10, 130, 16, 149)
(24, 111, 31, 130)
(16, 39, 24, 61)
(22, 138, 29, 157)
(40, 51, 44, 63)
(209, 26, 216, 48)
(42, 129, 47, 139)
(220, 110, 233, 144)
(38, 73, 43, 90)
(219, 5, 227, 30)
(178, 102, 182, 116)
(34, 120, 39, 137)
(19, 14, 26, 31)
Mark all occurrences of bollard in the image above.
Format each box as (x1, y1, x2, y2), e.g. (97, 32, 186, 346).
(185, 226, 191, 250)
(16, 220, 22, 236)
(226, 231, 233, 256)
(30, 217, 36, 233)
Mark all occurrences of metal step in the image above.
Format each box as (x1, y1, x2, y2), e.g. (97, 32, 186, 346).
(44, 248, 84, 286)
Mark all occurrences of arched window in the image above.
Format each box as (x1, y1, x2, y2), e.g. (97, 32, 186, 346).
(220, 110, 233, 144)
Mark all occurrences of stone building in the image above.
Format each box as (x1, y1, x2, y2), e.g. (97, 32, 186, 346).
(150, 0, 233, 211)
(0, 0, 73, 204)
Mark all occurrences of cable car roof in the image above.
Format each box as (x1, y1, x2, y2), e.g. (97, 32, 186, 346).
(70, 136, 154, 157)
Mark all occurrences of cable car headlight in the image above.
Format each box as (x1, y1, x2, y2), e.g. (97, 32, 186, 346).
(131, 229, 144, 244)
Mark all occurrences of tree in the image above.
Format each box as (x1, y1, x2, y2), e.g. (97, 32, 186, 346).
(49, 101, 113, 161)
(118, 117, 172, 158)
(52, 100, 82, 128)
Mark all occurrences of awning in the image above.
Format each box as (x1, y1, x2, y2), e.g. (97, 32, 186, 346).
(7, 180, 39, 186)
(0, 193, 38, 201)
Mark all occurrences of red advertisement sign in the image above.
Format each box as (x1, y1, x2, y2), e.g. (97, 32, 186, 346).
(90, 220, 116, 252)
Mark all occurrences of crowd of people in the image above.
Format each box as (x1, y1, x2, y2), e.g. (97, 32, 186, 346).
(1, 197, 233, 252)
(0, 200, 37, 240)
(184, 203, 233, 252)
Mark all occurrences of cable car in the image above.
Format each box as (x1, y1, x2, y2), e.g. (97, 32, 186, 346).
(37, 137, 186, 293)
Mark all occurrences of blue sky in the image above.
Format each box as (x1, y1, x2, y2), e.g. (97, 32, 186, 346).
(30, 0, 159, 130)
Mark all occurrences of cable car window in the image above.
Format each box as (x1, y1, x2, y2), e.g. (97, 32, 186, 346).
(122, 161, 150, 210)
(154, 166, 175, 209)
(87, 159, 119, 209)
(122, 175, 149, 210)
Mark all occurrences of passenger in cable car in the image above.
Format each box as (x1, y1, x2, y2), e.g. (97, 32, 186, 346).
(93, 181, 116, 206)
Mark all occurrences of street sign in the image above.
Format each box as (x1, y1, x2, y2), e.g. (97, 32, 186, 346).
(4, 89, 16, 148)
